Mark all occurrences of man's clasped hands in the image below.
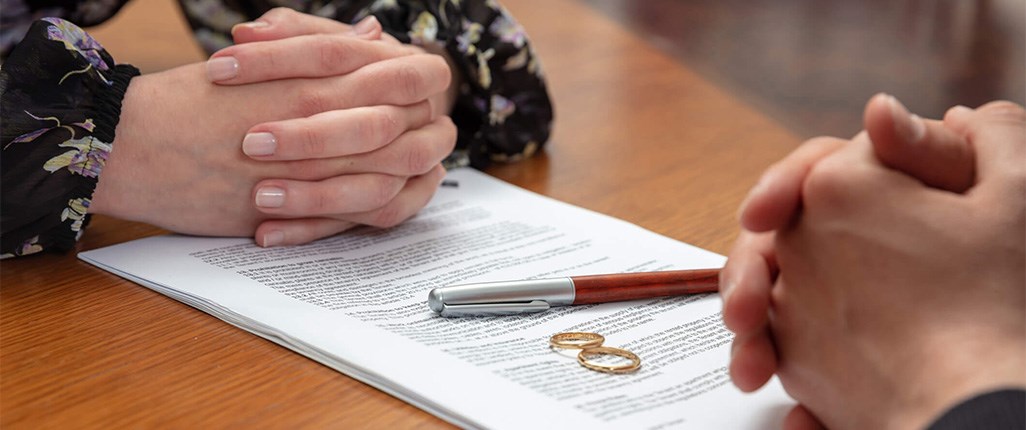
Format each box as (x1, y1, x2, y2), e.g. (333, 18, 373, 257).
(91, 8, 458, 247)
(721, 94, 1025, 429)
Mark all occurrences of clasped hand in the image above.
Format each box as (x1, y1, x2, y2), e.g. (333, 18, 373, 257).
(719, 95, 1025, 429)
(92, 8, 457, 246)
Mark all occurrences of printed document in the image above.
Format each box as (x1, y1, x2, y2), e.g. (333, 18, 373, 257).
(80, 168, 792, 429)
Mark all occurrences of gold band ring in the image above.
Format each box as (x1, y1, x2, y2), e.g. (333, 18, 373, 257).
(549, 332, 605, 350)
(577, 346, 642, 374)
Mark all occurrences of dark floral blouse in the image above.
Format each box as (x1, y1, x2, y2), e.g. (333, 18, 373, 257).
(0, 0, 554, 258)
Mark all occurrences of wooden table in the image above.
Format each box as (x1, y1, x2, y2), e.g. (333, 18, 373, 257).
(0, 0, 799, 427)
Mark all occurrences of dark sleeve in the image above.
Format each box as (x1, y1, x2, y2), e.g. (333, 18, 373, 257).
(927, 389, 1025, 430)
(356, 1, 554, 169)
(1, 0, 131, 59)
(0, 18, 139, 258)
(178, 0, 554, 169)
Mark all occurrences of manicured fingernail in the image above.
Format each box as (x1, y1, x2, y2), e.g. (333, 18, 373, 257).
(236, 20, 269, 30)
(887, 95, 926, 143)
(262, 230, 284, 247)
(243, 132, 277, 156)
(231, 20, 269, 37)
(255, 187, 286, 208)
(206, 56, 239, 82)
(353, 16, 379, 36)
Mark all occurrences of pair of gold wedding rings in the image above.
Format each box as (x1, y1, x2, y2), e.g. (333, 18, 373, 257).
(549, 332, 641, 374)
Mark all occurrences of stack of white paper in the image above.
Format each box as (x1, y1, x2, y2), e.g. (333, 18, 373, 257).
(80, 168, 791, 429)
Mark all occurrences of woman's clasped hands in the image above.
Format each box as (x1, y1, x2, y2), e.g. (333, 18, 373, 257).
(91, 8, 458, 247)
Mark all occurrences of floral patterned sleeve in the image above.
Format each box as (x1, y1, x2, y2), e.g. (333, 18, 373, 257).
(180, 0, 554, 169)
(0, 18, 140, 258)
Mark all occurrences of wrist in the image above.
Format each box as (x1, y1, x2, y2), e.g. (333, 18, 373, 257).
(90, 64, 142, 217)
(888, 326, 1026, 429)
(90, 69, 159, 219)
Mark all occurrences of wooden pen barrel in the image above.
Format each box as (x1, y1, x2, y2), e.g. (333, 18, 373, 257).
(571, 269, 720, 304)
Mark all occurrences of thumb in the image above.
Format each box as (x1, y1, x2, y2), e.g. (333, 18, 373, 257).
(864, 93, 976, 193)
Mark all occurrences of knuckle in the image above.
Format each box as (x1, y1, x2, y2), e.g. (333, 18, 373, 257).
(405, 142, 432, 175)
(362, 108, 400, 148)
(298, 124, 326, 157)
(294, 87, 329, 117)
(368, 177, 400, 208)
(404, 120, 455, 175)
(394, 63, 425, 100)
(977, 100, 1026, 123)
(966, 101, 1026, 149)
(316, 38, 350, 72)
(310, 186, 332, 214)
(370, 204, 405, 228)
(802, 156, 857, 212)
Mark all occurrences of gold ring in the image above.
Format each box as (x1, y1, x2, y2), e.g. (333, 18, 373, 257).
(549, 332, 605, 350)
(577, 346, 641, 374)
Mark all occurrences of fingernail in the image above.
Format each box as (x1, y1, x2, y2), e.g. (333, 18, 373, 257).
(262, 230, 284, 247)
(235, 20, 269, 30)
(353, 16, 379, 36)
(231, 20, 269, 38)
(206, 56, 239, 82)
(243, 132, 277, 156)
(255, 187, 286, 208)
(887, 95, 926, 143)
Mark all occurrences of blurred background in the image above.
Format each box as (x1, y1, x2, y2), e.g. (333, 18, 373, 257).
(583, 0, 1025, 138)
(92, 0, 1025, 140)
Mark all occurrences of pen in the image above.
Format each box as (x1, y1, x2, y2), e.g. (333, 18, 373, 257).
(427, 268, 719, 317)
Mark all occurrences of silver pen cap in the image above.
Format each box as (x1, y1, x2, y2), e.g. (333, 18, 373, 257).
(428, 278, 575, 317)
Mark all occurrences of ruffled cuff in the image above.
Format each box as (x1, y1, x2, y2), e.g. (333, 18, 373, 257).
(1, 18, 139, 258)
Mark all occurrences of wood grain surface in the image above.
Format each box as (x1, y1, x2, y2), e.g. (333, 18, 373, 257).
(1, 0, 799, 427)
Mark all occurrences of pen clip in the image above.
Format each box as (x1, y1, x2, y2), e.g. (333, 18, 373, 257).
(438, 300, 551, 317)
